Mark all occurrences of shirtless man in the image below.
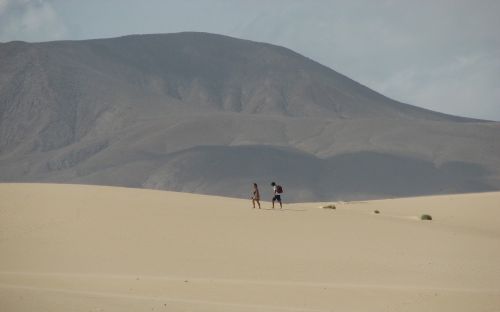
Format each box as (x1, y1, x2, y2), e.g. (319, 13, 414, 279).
(251, 183, 261, 209)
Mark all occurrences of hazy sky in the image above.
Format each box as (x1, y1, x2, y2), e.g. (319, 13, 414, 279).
(1, 0, 499, 121)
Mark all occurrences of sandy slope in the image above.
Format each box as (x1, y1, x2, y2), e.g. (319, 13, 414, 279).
(1, 183, 499, 311)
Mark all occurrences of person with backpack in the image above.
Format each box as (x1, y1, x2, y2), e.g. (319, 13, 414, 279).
(251, 183, 261, 209)
(271, 182, 283, 209)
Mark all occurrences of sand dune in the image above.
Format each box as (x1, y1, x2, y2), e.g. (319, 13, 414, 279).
(1, 183, 499, 311)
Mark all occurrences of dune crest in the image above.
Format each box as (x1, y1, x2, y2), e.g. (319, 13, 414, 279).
(1, 183, 499, 311)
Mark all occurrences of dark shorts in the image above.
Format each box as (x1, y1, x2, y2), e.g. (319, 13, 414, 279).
(272, 195, 282, 202)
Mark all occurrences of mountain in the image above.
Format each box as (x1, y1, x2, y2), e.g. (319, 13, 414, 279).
(1, 32, 499, 202)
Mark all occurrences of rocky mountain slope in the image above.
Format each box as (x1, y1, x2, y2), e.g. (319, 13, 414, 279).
(1, 32, 499, 201)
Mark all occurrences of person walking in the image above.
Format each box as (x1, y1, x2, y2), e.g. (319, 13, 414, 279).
(271, 182, 283, 209)
(251, 183, 261, 209)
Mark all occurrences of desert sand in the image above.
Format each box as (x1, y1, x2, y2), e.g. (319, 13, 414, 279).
(1, 183, 499, 311)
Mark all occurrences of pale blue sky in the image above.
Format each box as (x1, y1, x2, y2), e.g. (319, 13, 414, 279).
(1, 0, 499, 120)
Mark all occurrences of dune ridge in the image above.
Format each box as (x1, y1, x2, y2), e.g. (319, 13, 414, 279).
(1, 183, 499, 311)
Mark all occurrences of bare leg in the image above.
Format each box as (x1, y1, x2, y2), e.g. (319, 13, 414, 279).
(252, 199, 256, 208)
(272, 198, 275, 209)
(279, 200, 282, 209)
(257, 200, 261, 209)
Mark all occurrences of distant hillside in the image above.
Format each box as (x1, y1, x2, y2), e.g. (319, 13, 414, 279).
(1, 32, 499, 201)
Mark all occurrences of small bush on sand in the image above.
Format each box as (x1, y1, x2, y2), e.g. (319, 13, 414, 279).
(322, 205, 336, 209)
(421, 214, 432, 221)
(374, 210, 380, 214)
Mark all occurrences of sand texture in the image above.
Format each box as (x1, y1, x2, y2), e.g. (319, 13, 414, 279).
(1, 183, 499, 311)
